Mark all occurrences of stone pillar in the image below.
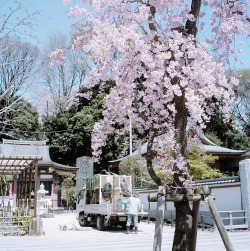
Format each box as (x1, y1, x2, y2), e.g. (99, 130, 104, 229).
(57, 176, 62, 207)
(239, 159, 250, 229)
(52, 171, 58, 208)
(13, 175, 18, 208)
(76, 156, 93, 189)
(37, 170, 41, 190)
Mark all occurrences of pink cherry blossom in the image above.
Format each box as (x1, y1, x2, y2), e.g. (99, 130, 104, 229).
(62, 0, 71, 5)
(50, 0, 249, 183)
(48, 48, 65, 66)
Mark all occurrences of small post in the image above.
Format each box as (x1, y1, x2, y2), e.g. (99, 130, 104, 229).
(207, 195, 234, 251)
(171, 211, 174, 227)
(165, 200, 167, 222)
(24, 168, 28, 208)
(34, 162, 39, 217)
(148, 193, 151, 224)
(229, 212, 233, 227)
(28, 166, 32, 210)
(153, 186, 166, 251)
(201, 213, 204, 231)
(244, 210, 248, 225)
(191, 200, 201, 251)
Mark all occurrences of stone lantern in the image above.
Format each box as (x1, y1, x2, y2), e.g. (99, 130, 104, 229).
(37, 183, 48, 215)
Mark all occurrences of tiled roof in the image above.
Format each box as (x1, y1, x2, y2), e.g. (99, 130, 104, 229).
(204, 145, 246, 154)
(109, 134, 246, 163)
(0, 139, 78, 171)
(194, 176, 240, 186)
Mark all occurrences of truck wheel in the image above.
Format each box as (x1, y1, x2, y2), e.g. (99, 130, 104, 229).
(96, 215, 104, 231)
(79, 214, 88, 227)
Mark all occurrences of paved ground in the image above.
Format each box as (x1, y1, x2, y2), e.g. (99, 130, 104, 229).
(0, 211, 250, 251)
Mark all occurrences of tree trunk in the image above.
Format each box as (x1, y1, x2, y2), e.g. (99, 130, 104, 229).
(173, 200, 193, 251)
(146, 129, 162, 186)
(172, 91, 193, 250)
(171, 2, 202, 249)
(145, 1, 202, 249)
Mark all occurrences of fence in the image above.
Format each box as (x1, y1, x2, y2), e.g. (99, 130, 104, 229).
(0, 208, 33, 236)
(218, 210, 248, 230)
(145, 196, 248, 231)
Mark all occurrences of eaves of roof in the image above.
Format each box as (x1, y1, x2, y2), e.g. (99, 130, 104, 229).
(38, 160, 78, 171)
(194, 176, 240, 186)
(204, 145, 246, 155)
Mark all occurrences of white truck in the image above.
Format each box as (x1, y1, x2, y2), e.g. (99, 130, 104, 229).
(76, 174, 146, 231)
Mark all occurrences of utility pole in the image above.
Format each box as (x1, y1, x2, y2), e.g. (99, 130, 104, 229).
(129, 116, 132, 156)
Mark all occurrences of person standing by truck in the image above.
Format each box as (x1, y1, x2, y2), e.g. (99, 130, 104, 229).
(126, 192, 141, 234)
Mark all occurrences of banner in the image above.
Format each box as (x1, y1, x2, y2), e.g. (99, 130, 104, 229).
(51, 184, 54, 201)
(9, 182, 13, 200)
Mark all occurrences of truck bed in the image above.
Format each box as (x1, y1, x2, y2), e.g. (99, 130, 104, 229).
(84, 204, 147, 217)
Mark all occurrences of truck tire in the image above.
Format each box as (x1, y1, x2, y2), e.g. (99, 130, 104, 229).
(79, 214, 88, 227)
(96, 215, 104, 231)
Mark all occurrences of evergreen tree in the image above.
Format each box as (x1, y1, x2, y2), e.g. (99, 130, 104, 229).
(0, 98, 41, 141)
(43, 82, 124, 171)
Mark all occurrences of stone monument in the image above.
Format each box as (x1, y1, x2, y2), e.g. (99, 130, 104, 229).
(76, 156, 93, 189)
(239, 159, 250, 229)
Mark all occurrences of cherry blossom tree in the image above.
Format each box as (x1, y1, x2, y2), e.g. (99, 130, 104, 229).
(50, 0, 250, 250)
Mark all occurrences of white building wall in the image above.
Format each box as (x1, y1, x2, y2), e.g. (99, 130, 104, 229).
(137, 182, 242, 224)
(211, 186, 242, 211)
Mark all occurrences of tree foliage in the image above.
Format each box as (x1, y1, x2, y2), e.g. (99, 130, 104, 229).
(40, 32, 89, 115)
(187, 146, 222, 180)
(0, 175, 12, 197)
(119, 147, 223, 185)
(119, 155, 148, 187)
(43, 84, 124, 171)
(0, 98, 41, 141)
(204, 69, 250, 151)
(56, 173, 79, 209)
(0, 1, 40, 141)
(232, 69, 250, 136)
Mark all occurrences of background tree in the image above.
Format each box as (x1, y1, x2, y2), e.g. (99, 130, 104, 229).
(205, 69, 250, 151)
(51, 1, 250, 250)
(232, 69, 250, 135)
(0, 1, 40, 140)
(0, 99, 41, 140)
(55, 173, 79, 210)
(0, 175, 12, 206)
(39, 32, 89, 115)
(152, 146, 223, 181)
(187, 146, 222, 180)
(42, 83, 124, 171)
(119, 155, 148, 187)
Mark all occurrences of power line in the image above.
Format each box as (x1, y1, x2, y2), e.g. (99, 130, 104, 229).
(1, 126, 86, 134)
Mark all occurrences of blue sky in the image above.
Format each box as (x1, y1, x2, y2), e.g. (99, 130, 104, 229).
(21, 0, 74, 47)
(4, 0, 250, 69)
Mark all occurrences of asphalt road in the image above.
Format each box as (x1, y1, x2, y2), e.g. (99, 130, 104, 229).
(0, 211, 250, 251)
